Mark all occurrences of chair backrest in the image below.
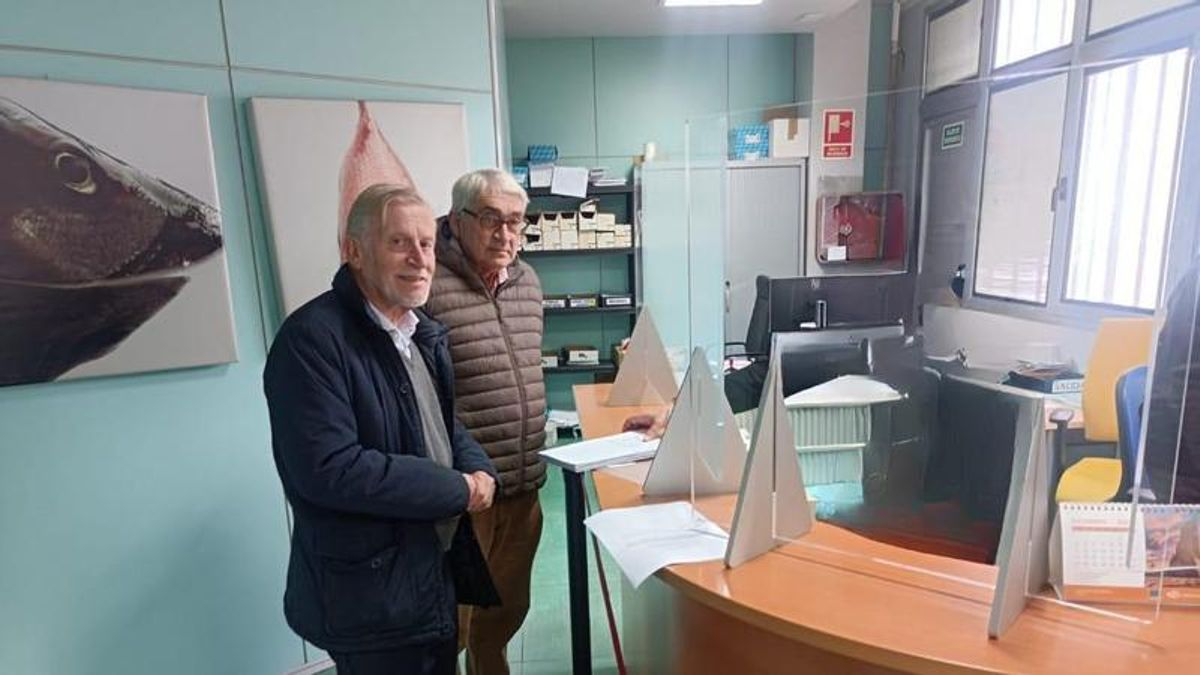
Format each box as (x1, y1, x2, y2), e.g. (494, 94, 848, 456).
(1116, 365, 1149, 491)
(1083, 318, 1154, 442)
(744, 274, 772, 356)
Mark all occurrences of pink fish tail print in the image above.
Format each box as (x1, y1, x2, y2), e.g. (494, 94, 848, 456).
(337, 100, 417, 260)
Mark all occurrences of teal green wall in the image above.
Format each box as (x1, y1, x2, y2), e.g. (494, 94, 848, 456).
(796, 33, 815, 117)
(0, 2, 498, 673)
(507, 34, 810, 409)
(507, 34, 812, 176)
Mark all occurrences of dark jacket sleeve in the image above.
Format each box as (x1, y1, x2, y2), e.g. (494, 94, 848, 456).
(265, 323, 470, 521)
(450, 416, 498, 481)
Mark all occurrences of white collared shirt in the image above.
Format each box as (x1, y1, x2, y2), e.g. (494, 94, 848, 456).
(364, 302, 419, 359)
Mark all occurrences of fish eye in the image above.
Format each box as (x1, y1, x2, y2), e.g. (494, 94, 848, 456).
(53, 151, 96, 195)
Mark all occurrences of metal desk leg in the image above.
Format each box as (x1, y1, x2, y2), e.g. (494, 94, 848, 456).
(563, 468, 592, 674)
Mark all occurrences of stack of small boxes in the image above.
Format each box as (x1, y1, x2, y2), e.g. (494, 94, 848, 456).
(522, 199, 632, 252)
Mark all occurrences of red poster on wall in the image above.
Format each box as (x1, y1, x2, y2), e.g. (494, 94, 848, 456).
(822, 109, 855, 159)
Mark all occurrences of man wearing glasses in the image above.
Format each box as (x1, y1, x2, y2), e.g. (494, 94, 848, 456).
(424, 169, 545, 675)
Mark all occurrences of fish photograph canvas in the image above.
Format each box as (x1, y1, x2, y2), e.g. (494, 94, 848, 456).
(0, 77, 237, 387)
(248, 97, 470, 314)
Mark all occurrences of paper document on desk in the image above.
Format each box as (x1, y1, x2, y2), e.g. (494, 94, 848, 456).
(540, 431, 659, 473)
(585, 501, 728, 587)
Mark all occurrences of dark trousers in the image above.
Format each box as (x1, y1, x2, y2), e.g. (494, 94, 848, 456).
(458, 490, 543, 675)
(330, 638, 457, 675)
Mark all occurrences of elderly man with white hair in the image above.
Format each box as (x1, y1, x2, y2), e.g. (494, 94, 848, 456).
(264, 184, 500, 675)
(423, 169, 546, 675)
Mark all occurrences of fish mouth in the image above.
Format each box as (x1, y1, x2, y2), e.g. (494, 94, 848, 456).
(0, 274, 188, 386)
(0, 94, 224, 386)
(107, 203, 222, 279)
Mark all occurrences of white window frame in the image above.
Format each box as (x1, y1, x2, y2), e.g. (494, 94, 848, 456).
(923, 0, 984, 94)
(922, 0, 1200, 327)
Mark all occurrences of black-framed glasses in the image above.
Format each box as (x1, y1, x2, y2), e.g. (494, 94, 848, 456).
(462, 208, 528, 235)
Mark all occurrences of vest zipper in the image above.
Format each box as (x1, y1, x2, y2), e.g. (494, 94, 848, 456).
(491, 291, 530, 493)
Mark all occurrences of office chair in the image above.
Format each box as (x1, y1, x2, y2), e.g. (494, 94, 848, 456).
(1055, 318, 1155, 503)
(1116, 365, 1151, 499)
(725, 275, 772, 360)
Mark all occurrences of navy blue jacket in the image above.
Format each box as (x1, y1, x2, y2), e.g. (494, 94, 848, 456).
(264, 265, 500, 652)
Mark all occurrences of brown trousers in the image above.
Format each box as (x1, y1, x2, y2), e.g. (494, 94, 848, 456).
(458, 489, 543, 675)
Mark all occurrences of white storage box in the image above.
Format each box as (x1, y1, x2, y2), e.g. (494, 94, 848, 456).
(769, 118, 810, 158)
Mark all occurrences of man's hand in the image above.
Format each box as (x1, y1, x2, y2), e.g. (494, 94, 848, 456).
(463, 471, 496, 513)
(622, 412, 668, 440)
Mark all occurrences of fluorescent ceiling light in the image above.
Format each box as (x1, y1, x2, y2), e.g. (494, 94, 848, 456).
(662, 0, 764, 7)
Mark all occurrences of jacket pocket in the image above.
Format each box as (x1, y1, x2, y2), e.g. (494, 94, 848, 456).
(320, 543, 422, 638)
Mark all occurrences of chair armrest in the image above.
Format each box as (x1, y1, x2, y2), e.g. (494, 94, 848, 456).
(1049, 408, 1075, 483)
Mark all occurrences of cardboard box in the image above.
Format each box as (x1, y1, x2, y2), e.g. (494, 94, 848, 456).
(770, 118, 810, 158)
(527, 144, 558, 164)
(568, 295, 599, 309)
(560, 229, 579, 249)
(558, 211, 577, 231)
(597, 231, 616, 248)
(579, 230, 597, 249)
(578, 199, 599, 230)
(731, 124, 770, 160)
(596, 213, 617, 229)
(524, 214, 541, 235)
(542, 229, 561, 250)
(563, 346, 600, 366)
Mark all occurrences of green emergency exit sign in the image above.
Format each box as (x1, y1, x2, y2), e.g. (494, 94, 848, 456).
(942, 121, 965, 149)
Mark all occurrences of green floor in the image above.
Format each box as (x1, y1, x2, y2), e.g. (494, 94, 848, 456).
(507, 468, 624, 674)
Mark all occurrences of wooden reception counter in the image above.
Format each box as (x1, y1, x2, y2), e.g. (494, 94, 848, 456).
(574, 383, 1200, 674)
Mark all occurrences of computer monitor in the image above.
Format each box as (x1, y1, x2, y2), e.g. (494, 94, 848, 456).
(768, 274, 915, 332)
(779, 340, 870, 397)
(1142, 260, 1200, 503)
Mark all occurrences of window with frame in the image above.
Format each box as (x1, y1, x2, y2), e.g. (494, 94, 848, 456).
(975, 74, 1069, 303)
(926, 0, 1200, 320)
(1064, 48, 1191, 310)
(926, 0, 983, 93)
(1089, 0, 1193, 36)
(994, 0, 1075, 67)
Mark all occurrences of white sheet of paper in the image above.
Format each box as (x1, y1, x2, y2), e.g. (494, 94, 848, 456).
(550, 165, 589, 197)
(784, 375, 902, 408)
(585, 501, 728, 587)
(529, 163, 553, 188)
(540, 432, 659, 473)
(546, 409, 581, 427)
(599, 460, 652, 485)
